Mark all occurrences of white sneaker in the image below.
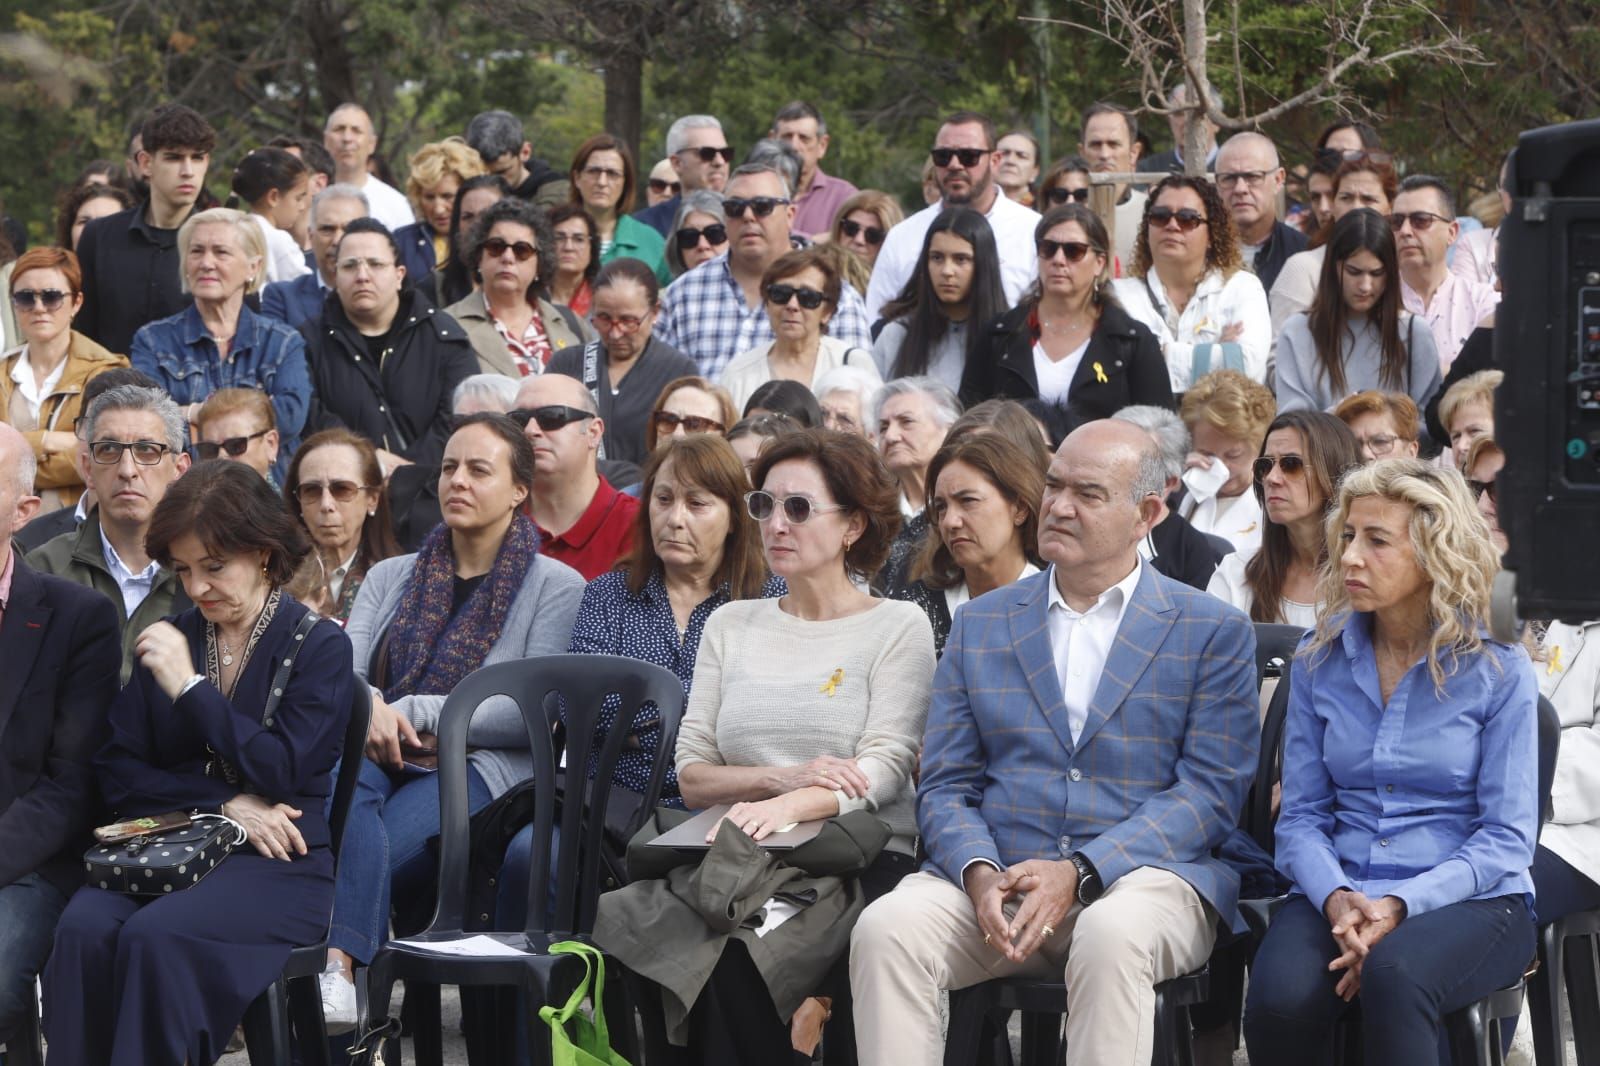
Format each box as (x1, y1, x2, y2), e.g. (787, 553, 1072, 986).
(319, 962, 358, 1035)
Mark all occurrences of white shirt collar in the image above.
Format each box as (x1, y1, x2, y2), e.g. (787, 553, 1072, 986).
(100, 526, 161, 585)
(1046, 557, 1142, 621)
(9, 346, 68, 408)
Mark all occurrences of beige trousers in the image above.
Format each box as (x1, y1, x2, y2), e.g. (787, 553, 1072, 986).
(849, 866, 1216, 1065)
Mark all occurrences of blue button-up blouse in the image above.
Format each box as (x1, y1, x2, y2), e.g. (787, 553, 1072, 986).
(1275, 613, 1539, 919)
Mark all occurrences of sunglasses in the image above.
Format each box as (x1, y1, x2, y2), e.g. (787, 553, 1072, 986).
(508, 405, 596, 432)
(1315, 148, 1395, 167)
(11, 288, 70, 311)
(930, 147, 987, 168)
(681, 145, 735, 164)
(196, 429, 271, 460)
(1037, 239, 1094, 263)
(652, 410, 725, 434)
(1388, 211, 1453, 233)
(1469, 478, 1498, 504)
(675, 223, 727, 250)
(839, 219, 885, 245)
(744, 490, 848, 524)
(482, 237, 537, 262)
(1253, 454, 1307, 481)
(766, 284, 828, 310)
(89, 439, 171, 466)
(296, 479, 375, 506)
(648, 178, 683, 196)
(1148, 206, 1208, 231)
(1044, 186, 1090, 205)
(723, 197, 790, 220)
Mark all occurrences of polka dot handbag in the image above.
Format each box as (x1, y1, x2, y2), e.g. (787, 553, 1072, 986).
(84, 814, 248, 896)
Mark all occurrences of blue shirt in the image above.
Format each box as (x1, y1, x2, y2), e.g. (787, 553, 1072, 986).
(1275, 614, 1539, 920)
(567, 567, 784, 799)
(130, 301, 313, 483)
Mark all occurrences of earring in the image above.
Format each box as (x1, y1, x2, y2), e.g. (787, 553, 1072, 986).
(368, 510, 376, 517)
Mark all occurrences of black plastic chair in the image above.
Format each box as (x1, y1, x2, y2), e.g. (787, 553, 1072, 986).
(3, 996, 43, 1065)
(1529, 906, 1600, 1066)
(354, 654, 685, 1066)
(242, 679, 373, 1066)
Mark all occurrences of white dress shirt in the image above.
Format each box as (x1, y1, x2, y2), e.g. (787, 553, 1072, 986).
(1046, 559, 1142, 744)
(356, 176, 417, 234)
(8, 347, 67, 426)
(1179, 489, 1263, 558)
(866, 193, 1041, 321)
(100, 526, 161, 618)
(942, 562, 1042, 622)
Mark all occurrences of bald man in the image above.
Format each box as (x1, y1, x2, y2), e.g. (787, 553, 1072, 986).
(513, 374, 639, 579)
(322, 104, 415, 232)
(1215, 132, 1305, 293)
(0, 424, 120, 1045)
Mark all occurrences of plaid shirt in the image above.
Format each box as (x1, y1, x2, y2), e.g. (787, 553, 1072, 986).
(654, 254, 874, 380)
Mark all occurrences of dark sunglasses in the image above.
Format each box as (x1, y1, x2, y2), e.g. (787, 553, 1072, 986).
(482, 237, 537, 262)
(744, 490, 847, 524)
(723, 197, 790, 220)
(1469, 478, 1498, 504)
(508, 405, 596, 432)
(1037, 239, 1094, 263)
(675, 223, 728, 250)
(682, 145, 735, 164)
(11, 288, 70, 311)
(1315, 148, 1394, 167)
(296, 479, 375, 506)
(1253, 454, 1307, 481)
(196, 429, 271, 460)
(838, 219, 885, 245)
(652, 410, 725, 434)
(1148, 206, 1208, 231)
(1388, 211, 1453, 233)
(648, 178, 683, 196)
(766, 284, 828, 310)
(1044, 186, 1091, 205)
(930, 147, 987, 168)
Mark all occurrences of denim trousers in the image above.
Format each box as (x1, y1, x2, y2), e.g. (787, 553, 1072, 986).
(0, 873, 68, 1042)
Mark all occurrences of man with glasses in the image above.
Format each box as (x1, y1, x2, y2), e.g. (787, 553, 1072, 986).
(27, 385, 191, 682)
(656, 163, 872, 379)
(464, 109, 570, 209)
(262, 184, 370, 330)
(512, 374, 639, 580)
(633, 114, 734, 238)
(1391, 175, 1499, 371)
(771, 101, 859, 239)
(1215, 132, 1305, 293)
(193, 388, 279, 481)
(867, 110, 1041, 321)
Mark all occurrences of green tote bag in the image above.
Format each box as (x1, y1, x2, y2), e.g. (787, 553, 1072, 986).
(541, 940, 631, 1066)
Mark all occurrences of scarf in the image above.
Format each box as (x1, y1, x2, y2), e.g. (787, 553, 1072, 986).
(382, 514, 540, 701)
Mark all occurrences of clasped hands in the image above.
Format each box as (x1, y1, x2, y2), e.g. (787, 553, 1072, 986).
(713, 756, 870, 844)
(966, 858, 1080, 964)
(1322, 888, 1407, 1001)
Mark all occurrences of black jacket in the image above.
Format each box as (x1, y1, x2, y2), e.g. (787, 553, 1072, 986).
(76, 202, 192, 355)
(960, 300, 1175, 424)
(1250, 219, 1309, 295)
(302, 288, 479, 468)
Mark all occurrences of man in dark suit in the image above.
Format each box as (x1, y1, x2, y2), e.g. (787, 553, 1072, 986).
(0, 423, 121, 1043)
(260, 184, 370, 330)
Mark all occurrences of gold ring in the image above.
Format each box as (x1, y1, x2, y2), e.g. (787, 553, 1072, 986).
(983, 933, 992, 945)
(1041, 924, 1056, 938)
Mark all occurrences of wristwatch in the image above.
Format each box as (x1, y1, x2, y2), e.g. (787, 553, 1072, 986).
(1068, 852, 1103, 904)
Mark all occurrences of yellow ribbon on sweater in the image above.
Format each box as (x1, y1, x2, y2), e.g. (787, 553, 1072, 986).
(821, 668, 845, 697)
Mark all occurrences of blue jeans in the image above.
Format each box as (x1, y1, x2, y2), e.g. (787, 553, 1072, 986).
(1244, 892, 1535, 1066)
(1532, 845, 1600, 924)
(0, 873, 68, 1042)
(493, 823, 558, 932)
(326, 760, 492, 963)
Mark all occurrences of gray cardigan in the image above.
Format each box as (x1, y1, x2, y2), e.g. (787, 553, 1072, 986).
(1273, 311, 1441, 415)
(344, 550, 586, 798)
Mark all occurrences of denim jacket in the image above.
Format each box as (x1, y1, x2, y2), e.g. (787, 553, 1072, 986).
(130, 301, 312, 482)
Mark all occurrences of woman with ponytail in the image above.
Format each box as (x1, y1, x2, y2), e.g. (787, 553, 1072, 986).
(231, 146, 312, 284)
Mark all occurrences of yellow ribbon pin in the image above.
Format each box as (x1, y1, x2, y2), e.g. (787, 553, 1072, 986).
(1093, 361, 1108, 384)
(1547, 646, 1564, 676)
(821, 668, 844, 697)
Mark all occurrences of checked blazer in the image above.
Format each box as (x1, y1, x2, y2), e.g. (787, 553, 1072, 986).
(917, 563, 1259, 932)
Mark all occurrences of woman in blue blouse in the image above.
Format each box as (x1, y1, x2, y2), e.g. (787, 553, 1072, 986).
(1244, 458, 1539, 1065)
(130, 207, 312, 484)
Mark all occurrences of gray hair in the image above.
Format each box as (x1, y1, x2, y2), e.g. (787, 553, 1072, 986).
(1169, 81, 1225, 113)
(1112, 405, 1190, 484)
(744, 139, 802, 196)
(665, 115, 723, 159)
(667, 189, 727, 276)
(814, 364, 882, 407)
(84, 385, 187, 453)
(726, 161, 792, 201)
(872, 376, 962, 430)
(452, 373, 520, 413)
(177, 207, 267, 296)
(465, 110, 525, 163)
(310, 183, 370, 226)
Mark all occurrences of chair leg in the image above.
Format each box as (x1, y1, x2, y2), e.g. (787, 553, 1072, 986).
(1017, 1011, 1060, 1066)
(1567, 931, 1600, 1061)
(1529, 922, 1565, 1066)
(357, 955, 401, 1066)
(241, 979, 293, 1066)
(409, 981, 444, 1066)
(1445, 999, 1496, 1066)
(943, 986, 994, 1066)
(286, 970, 333, 1066)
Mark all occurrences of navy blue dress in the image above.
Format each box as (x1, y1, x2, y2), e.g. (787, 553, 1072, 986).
(42, 598, 353, 1066)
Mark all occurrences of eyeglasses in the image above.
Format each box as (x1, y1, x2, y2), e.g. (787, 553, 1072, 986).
(482, 237, 537, 261)
(930, 147, 987, 168)
(1148, 206, 1208, 231)
(1037, 239, 1094, 263)
(723, 197, 790, 220)
(1253, 454, 1307, 481)
(336, 256, 396, 274)
(1216, 170, 1271, 189)
(1044, 186, 1090, 205)
(553, 232, 594, 247)
(296, 479, 375, 506)
(580, 165, 623, 182)
(1387, 211, 1454, 233)
(652, 410, 725, 434)
(838, 219, 885, 245)
(89, 439, 172, 465)
(508, 405, 596, 432)
(648, 178, 682, 196)
(196, 429, 271, 460)
(11, 288, 70, 311)
(1357, 433, 1403, 456)
(1315, 148, 1394, 167)
(766, 284, 828, 310)
(675, 223, 727, 250)
(680, 145, 734, 164)
(593, 311, 649, 335)
(1469, 478, 1498, 504)
(744, 490, 847, 524)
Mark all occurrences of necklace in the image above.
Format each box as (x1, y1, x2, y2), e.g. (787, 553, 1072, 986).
(220, 633, 236, 667)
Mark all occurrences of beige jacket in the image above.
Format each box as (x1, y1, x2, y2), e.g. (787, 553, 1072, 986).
(442, 292, 595, 378)
(0, 331, 130, 506)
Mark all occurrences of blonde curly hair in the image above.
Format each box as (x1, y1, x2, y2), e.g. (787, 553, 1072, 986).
(1305, 457, 1502, 690)
(405, 137, 485, 212)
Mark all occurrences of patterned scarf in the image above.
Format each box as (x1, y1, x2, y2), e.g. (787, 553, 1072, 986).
(382, 514, 540, 701)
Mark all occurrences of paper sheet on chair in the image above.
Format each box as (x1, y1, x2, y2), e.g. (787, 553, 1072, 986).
(391, 934, 531, 956)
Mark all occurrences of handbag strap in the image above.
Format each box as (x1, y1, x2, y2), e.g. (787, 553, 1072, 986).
(581, 340, 607, 461)
(540, 941, 611, 1045)
(261, 611, 321, 730)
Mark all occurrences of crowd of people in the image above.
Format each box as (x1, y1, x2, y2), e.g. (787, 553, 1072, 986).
(0, 88, 1590, 1066)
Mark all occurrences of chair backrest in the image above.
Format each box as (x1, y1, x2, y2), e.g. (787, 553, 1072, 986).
(328, 680, 373, 860)
(1245, 623, 1305, 853)
(427, 654, 686, 938)
(1536, 694, 1560, 832)
(1252, 623, 1306, 689)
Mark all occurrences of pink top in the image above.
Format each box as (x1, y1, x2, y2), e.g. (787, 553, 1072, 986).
(792, 168, 860, 239)
(1401, 272, 1500, 372)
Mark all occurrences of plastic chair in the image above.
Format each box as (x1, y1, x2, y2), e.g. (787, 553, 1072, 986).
(241, 679, 373, 1066)
(354, 654, 685, 1066)
(1529, 907, 1600, 1066)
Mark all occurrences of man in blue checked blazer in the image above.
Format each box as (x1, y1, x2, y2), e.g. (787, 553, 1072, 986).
(852, 419, 1258, 1065)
